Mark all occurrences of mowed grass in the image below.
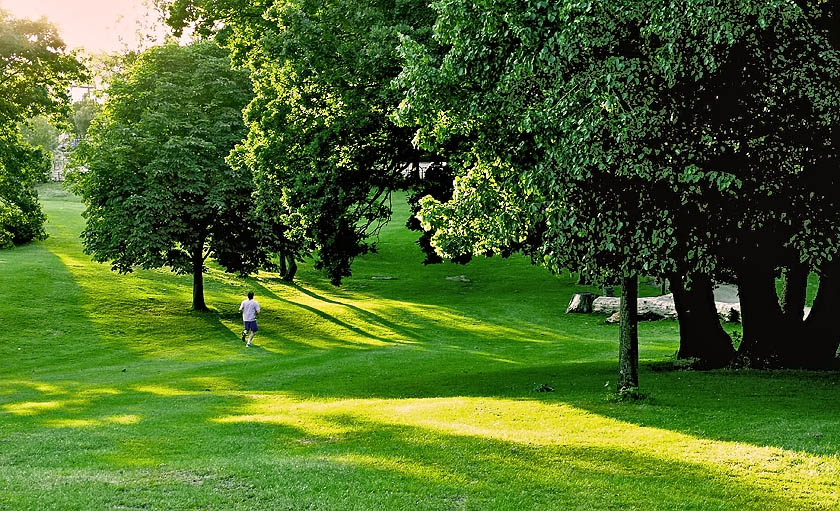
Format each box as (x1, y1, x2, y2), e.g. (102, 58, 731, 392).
(0, 184, 838, 511)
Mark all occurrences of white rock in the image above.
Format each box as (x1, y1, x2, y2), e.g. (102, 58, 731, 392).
(592, 296, 620, 314)
(594, 294, 743, 323)
(589, 289, 808, 324)
(593, 295, 678, 319)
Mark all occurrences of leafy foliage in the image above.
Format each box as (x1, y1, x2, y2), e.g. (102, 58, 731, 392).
(69, 41, 257, 307)
(19, 116, 60, 156)
(397, 1, 840, 280)
(404, 162, 472, 265)
(395, 1, 840, 367)
(0, 9, 85, 125)
(0, 9, 82, 248)
(163, 0, 435, 284)
(0, 127, 49, 248)
(71, 98, 102, 140)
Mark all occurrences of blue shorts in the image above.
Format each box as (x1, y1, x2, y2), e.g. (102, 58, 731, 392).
(244, 320, 258, 332)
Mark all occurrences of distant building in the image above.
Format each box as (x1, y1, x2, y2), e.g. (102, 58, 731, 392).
(400, 161, 444, 180)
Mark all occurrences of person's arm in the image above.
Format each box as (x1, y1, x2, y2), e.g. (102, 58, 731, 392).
(239, 301, 243, 312)
(256, 303, 261, 315)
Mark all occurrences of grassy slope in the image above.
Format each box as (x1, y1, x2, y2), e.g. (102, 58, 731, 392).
(0, 184, 837, 510)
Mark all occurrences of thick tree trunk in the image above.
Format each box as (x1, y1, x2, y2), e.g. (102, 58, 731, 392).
(192, 247, 207, 311)
(780, 262, 808, 330)
(735, 263, 789, 367)
(278, 250, 288, 278)
(618, 275, 639, 392)
(670, 273, 734, 367)
(802, 262, 840, 367)
(283, 254, 297, 282)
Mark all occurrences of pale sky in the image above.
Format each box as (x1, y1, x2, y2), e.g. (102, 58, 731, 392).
(0, 0, 167, 53)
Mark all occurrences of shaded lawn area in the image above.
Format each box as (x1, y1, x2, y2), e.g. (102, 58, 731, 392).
(0, 184, 837, 510)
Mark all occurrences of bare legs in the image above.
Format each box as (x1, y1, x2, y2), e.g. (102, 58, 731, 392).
(241, 327, 256, 346)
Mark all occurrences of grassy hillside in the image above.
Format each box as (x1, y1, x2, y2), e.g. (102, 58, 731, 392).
(0, 184, 837, 510)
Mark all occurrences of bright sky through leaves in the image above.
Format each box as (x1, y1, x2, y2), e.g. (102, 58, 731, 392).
(0, 0, 160, 52)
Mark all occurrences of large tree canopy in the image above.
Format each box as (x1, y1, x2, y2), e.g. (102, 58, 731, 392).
(162, 0, 436, 284)
(396, 1, 840, 369)
(0, 9, 84, 248)
(70, 41, 257, 310)
(0, 9, 84, 125)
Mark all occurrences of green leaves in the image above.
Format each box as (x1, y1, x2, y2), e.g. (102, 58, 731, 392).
(163, 0, 437, 284)
(395, 0, 840, 283)
(72, 42, 259, 278)
(0, 10, 83, 248)
(0, 126, 49, 247)
(0, 9, 85, 125)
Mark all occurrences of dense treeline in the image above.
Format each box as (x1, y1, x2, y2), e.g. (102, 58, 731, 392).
(163, 0, 437, 285)
(0, 9, 84, 247)
(69, 42, 256, 310)
(143, 1, 840, 384)
(396, 1, 840, 374)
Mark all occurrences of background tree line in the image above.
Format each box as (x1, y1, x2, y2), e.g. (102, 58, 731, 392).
(394, 0, 840, 381)
(30, 1, 840, 392)
(158, 1, 840, 378)
(0, 9, 85, 248)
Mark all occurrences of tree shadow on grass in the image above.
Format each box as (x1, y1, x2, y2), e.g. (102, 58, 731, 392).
(101, 266, 840, 462)
(578, 363, 840, 457)
(241, 413, 831, 511)
(11, 199, 837, 496)
(282, 253, 594, 328)
(3, 380, 833, 511)
(248, 281, 396, 345)
(7, 240, 837, 464)
(288, 280, 410, 334)
(236, 275, 840, 458)
(0, 237, 149, 377)
(199, 352, 840, 459)
(252, 277, 578, 354)
(221, 277, 557, 358)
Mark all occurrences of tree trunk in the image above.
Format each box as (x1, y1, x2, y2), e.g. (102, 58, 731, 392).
(670, 273, 734, 367)
(283, 254, 297, 282)
(780, 262, 808, 330)
(192, 246, 207, 311)
(735, 263, 789, 367)
(802, 262, 840, 367)
(618, 275, 639, 392)
(278, 249, 288, 278)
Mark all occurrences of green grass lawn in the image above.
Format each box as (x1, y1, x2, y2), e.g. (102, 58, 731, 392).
(0, 184, 838, 510)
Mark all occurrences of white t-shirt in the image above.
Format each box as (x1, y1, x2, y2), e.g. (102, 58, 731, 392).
(239, 299, 261, 321)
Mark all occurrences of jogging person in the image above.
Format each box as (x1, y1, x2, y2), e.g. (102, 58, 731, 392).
(239, 291, 261, 347)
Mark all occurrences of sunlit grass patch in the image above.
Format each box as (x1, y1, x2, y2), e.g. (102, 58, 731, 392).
(3, 400, 77, 416)
(0, 184, 837, 510)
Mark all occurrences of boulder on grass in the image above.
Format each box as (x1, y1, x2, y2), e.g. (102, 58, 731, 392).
(604, 309, 669, 324)
(592, 296, 620, 314)
(595, 293, 748, 323)
(594, 295, 678, 320)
